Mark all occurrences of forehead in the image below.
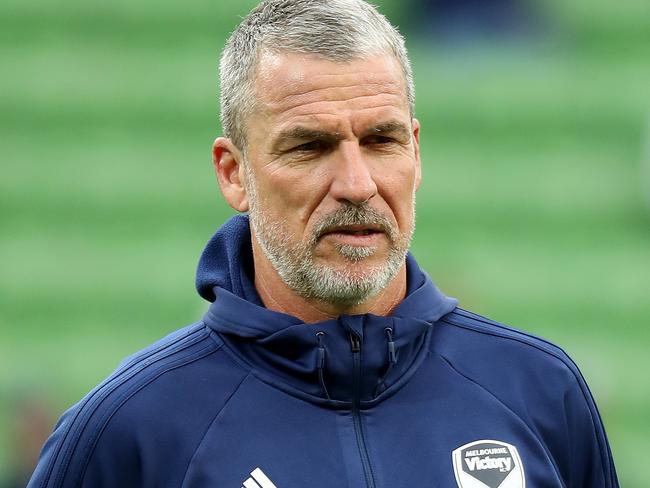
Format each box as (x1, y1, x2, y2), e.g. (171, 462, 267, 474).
(250, 51, 409, 136)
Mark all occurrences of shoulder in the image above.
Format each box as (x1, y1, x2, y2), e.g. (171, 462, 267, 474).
(433, 307, 595, 414)
(29, 322, 250, 488)
(432, 308, 618, 487)
(435, 308, 581, 381)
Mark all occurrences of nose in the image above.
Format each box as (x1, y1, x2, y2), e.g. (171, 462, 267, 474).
(328, 142, 378, 204)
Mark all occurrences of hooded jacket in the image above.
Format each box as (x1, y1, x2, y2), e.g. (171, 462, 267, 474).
(29, 215, 618, 488)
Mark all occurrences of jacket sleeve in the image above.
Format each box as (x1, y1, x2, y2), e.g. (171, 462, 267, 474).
(27, 325, 241, 488)
(559, 366, 619, 488)
(27, 398, 143, 488)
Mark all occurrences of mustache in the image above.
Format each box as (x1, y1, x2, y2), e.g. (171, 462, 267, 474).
(311, 203, 397, 241)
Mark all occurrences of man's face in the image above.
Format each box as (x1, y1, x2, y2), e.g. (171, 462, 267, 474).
(243, 51, 421, 305)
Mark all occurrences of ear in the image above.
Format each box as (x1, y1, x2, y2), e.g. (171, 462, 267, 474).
(212, 137, 249, 212)
(411, 118, 422, 191)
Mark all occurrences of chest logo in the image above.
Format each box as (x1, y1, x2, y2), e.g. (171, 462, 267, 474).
(452, 439, 525, 488)
(241, 467, 277, 488)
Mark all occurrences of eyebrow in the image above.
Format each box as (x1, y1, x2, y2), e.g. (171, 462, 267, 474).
(273, 120, 411, 149)
(367, 121, 411, 139)
(275, 127, 342, 145)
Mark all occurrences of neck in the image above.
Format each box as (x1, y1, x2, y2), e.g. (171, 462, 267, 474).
(251, 240, 407, 323)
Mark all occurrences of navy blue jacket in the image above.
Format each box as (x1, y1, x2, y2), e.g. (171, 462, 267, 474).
(29, 215, 618, 488)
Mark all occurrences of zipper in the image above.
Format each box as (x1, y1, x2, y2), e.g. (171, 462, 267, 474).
(349, 331, 376, 488)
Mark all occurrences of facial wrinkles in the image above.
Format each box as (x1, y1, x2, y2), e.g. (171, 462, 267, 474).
(264, 100, 408, 156)
(269, 91, 405, 126)
(257, 56, 402, 95)
(274, 83, 404, 113)
(250, 55, 410, 158)
(258, 60, 406, 116)
(244, 158, 414, 305)
(273, 107, 407, 144)
(243, 54, 417, 306)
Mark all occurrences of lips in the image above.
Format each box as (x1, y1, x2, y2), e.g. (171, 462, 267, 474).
(311, 204, 395, 246)
(341, 229, 376, 236)
(319, 225, 383, 238)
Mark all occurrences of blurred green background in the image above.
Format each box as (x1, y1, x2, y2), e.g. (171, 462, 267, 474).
(1, 0, 648, 486)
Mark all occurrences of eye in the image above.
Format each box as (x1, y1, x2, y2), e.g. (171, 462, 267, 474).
(292, 140, 326, 152)
(363, 135, 396, 146)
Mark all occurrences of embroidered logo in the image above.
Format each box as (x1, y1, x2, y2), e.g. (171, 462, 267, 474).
(241, 467, 278, 488)
(452, 440, 525, 488)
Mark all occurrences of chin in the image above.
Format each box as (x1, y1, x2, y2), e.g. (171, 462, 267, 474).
(321, 252, 383, 270)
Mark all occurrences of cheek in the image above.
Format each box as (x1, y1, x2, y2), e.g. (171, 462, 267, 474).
(258, 168, 330, 227)
(268, 168, 329, 217)
(378, 166, 418, 224)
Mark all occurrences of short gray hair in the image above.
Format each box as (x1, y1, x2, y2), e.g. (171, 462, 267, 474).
(219, 0, 415, 151)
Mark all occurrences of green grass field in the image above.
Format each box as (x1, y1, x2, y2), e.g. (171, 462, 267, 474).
(1, 0, 649, 485)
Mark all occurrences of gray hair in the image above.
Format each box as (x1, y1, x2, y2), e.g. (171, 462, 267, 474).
(219, 0, 415, 151)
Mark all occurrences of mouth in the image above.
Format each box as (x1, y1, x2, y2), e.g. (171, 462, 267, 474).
(319, 225, 385, 245)
(321, 224, 383, 236)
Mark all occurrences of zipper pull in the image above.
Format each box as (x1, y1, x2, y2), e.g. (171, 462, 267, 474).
(349, 332, 361, 353)
(385, 327, 397, 365)
(316, 331, 326, 369)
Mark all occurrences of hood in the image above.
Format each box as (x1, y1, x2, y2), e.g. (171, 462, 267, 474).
(197, 215, 458, 406)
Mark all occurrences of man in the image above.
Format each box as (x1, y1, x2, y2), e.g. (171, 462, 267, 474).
(29, 1, 619, 487)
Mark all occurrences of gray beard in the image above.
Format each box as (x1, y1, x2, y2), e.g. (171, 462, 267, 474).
(245, 168, 414, 306)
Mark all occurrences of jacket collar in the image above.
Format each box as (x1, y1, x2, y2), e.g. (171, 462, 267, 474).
(197, 215, 458, 405)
